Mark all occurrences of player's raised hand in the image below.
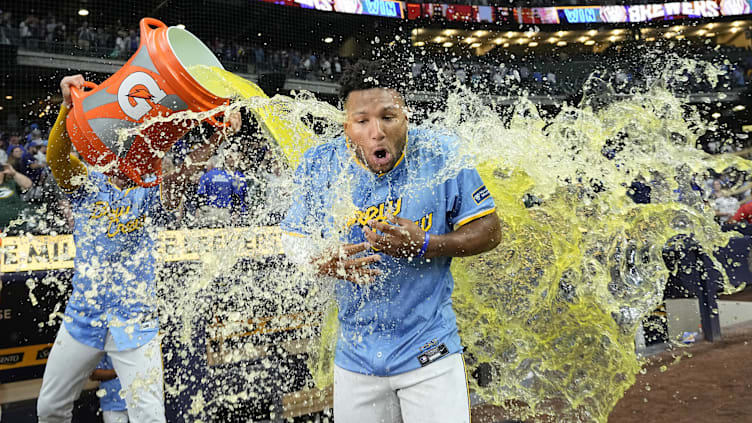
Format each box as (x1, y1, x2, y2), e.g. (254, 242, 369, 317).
(364, 214, 426, 258)
(60, 75, 86, 108)
(225, 110, 242, 135)
(313, 242, 381, 284)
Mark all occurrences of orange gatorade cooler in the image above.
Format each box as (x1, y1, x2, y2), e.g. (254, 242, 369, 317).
(66, 17, 229, 187)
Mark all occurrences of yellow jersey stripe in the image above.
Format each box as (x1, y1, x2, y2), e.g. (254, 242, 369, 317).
(455, 207, 496, 228)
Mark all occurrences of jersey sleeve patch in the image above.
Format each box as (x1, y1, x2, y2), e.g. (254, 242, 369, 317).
(472, 185, 491, 205)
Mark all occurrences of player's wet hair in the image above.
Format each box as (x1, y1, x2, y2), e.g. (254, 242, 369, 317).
(339, 59, 405, 104)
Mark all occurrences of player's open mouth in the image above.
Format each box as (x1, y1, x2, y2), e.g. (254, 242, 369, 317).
(372, 148, 392, 166)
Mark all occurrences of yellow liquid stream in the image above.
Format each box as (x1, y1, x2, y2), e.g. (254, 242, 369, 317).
(189, 64, 318, 168)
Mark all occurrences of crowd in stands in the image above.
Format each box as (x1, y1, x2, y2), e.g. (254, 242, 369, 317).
(2, 12, 751, 97)
(0, 124, 70, 235)
(411, 43, 752, 96)
(0, 12, 352, 82)
(706, 170, 752, 225)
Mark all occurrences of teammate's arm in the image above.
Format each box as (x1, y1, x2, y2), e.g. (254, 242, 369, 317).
(89, 369, 117, 382)
(365, 213, 501, 259)
(47, 75, 89, 192)
(160, 112, 242, 209)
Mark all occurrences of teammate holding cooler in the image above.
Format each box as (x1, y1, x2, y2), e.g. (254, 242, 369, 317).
(281, 60, 502, 422)
(36, 75, 240, 423)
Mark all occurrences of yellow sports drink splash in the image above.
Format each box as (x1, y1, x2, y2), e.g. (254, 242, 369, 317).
(167, 62, 750, 422)
(188, 65, 318, 168)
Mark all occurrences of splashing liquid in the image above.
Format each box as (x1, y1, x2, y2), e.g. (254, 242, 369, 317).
(126, 63, 749, 421)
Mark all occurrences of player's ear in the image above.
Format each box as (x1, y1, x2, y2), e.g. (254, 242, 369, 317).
(343, 120, 351, 138)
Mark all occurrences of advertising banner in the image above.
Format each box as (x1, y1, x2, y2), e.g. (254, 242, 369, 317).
(409, 4, 499, 22)
(253, 0, 751, 22)
(256, 0, 405, 18)
(0, 227, 283, 273)
(601, 0, 750, 23)
(493, 1, 750, 24)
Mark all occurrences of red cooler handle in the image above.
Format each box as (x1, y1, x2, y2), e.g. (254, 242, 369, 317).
(70, 80, 99, 104)
(205, 113, 230, 129)
(205, 99, 232, 128)
(140, 18, 167, 36)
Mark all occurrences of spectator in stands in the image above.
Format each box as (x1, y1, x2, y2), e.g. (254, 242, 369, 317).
(113, 30, 128, 58)
(47, 16, 66, 43)
(34, 140, 48, 166)
(254, 46, 265, 71)
(19, 16, 34, 48)
(125, 28, 139, 55)
(321, 56, 333, 80)
(7, 145, 24, 170)
(519, 64, 530, 81)
(0, 163, 33, 233)
(20, 138, 46, 183)
(289, 50, 301, 76)
(0, 138, 7, 164)
(710, 179, 740, 223)
(26, 123, 41, 143)
(301, 53, 313, 78)
(76, 21, 94, 51)
(196, 151, 244, 227)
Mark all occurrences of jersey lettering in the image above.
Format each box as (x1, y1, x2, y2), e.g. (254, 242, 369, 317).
(89, 200, 146, 238)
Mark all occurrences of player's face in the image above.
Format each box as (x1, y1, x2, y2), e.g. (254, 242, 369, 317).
(344, 88, 408, 174)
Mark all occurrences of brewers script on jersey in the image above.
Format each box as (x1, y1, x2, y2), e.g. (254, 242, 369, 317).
(281, 127, 496, 376)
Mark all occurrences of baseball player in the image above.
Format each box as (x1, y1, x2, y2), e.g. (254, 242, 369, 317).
(281, 60, 501, 422)
(36, 75, 240, 423)
(90, 354, 129, 423)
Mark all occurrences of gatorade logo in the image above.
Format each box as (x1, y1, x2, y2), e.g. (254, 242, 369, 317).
(117, 71, 167, 121)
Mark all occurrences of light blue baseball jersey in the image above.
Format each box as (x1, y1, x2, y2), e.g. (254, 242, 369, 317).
(96, 354, 127, 412)
(65, 172, 166, 350)
(281, 127, 496, 376)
